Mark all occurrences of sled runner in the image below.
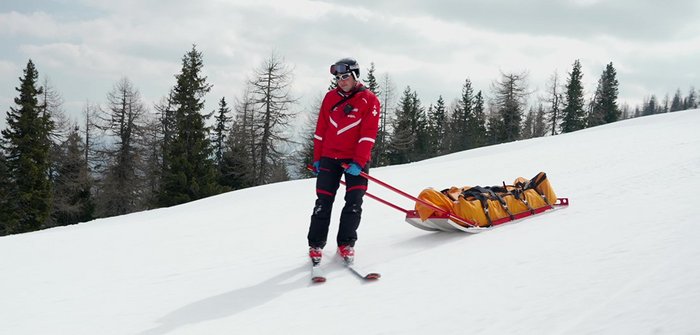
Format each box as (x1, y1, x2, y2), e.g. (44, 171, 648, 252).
(343, 165, 569, 233)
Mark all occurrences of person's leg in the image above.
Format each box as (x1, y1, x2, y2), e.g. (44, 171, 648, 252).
(307, 158, 343, 248)
(336, 163, 369, 247)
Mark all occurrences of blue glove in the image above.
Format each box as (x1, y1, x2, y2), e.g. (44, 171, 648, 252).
(312, 161, 320, 176)
(345, 162, 363, 176)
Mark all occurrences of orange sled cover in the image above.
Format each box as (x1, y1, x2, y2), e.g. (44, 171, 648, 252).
(416, 172, 558, 227)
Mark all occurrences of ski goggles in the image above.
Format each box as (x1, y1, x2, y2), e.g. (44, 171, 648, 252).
(330, 63, 357, 75)
(335, 73, 353, 81)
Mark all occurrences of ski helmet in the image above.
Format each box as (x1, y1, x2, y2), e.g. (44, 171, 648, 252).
(330, 58, 360, 79)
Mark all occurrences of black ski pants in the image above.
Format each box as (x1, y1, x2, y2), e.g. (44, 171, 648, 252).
(307, 157, 369, 249)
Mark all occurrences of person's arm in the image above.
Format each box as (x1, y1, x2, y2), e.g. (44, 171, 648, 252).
(352, 93, 381, 167)
(313, 95, 331, 163)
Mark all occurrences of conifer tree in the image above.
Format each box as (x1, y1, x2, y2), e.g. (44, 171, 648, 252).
(485, 106, 504, 145)
(427, 96, 448, 156)
(492, 71, 529, 142)
(219, 87, 257, 190)
(600, 63, 620, 124)
(670, 89, 683, 112)
(685, 87, 697, 109)
(447, 98, 464, 153)
(150, 94, 177, 206)
(588, 62, 620, 127)
(521, 107, 535, 139)
(448, 78, 474, 152)
(1, 59, 54, 233)
(156, 93, 176, 167)
(159, 45, 221, 206)
(533, 103, 547, 138)
(472, 91, 487, 147)
(388, 86, 428, 164)
(363, 62, 381, 96)
(52, 126, 94, 226)
(643, 95, 659, 116)
(361, 62, 387, 165)
(212, 97, 231, 170)
(561, 60, 587, 133)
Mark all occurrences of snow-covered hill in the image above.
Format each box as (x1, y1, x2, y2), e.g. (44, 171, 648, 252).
(2, 110, 700, 335)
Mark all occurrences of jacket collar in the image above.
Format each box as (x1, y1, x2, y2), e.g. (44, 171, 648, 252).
(336, 82, 365, 97)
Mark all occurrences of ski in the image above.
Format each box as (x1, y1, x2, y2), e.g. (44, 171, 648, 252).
(311, 262, 326, 283)
(341, 259, 381, 281)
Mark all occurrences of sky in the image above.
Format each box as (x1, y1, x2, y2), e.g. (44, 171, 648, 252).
(1, 0, 699, 130)
(2, 109, 699, 334)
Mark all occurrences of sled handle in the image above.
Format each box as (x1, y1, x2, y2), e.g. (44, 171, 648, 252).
(341, 164, 477, 227)
(360, 188, 410, 214)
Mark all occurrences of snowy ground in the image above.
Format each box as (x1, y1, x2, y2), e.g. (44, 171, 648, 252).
(2, 110, 700, 335)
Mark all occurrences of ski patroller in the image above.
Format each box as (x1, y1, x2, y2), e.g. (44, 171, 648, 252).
(305, 165, 380, 283)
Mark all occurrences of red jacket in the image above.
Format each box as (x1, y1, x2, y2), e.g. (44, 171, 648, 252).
(313, 83, 381, 168)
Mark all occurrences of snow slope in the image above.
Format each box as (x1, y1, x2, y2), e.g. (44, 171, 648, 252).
(2, 110, 700, 335)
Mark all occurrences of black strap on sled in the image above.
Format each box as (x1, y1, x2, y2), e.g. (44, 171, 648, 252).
(529, 172, 548, 189)
(460, 187, 492, 227)
(508, 182, 536, 215)
(521, 172, 550, 205)
(531, 173, 549, 205)
(462, 186, 518, 226)
(517, 192, 536, 214)
(489, 187, 515, 221)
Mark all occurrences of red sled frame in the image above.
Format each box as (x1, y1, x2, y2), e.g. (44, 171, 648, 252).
(343, 165, 570, 233)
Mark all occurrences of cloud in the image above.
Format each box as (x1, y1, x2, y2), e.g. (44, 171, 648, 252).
(0, 11, 60, 38)
(0, 59, 18, 76)
(316, 0, 700, 41)
(1, 0, 699, 129)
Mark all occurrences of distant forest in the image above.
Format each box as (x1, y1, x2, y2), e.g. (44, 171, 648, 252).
(1, 46, 698, 236)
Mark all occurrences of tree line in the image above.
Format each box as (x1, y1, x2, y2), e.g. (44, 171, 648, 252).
(1, 46, 297, 235)
(1, 47, 698, 236)
(297, 59, 696, 169)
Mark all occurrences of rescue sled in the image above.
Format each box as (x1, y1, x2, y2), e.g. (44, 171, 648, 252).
(404, 197, 569, 233)
(346, 165, 569, 233)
